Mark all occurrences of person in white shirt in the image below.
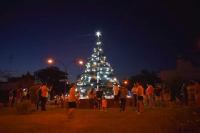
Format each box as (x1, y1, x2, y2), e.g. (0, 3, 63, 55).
(136, 82, 144, 114)
(41, 82, 51, 111)
(132, 83, 138, 109)
(67, 83, 77, 119)
(113, 84, 120, 108)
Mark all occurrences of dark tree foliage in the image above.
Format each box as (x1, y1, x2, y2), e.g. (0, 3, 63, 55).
(0, 70, 11, 81)
(77, 74, 81, 80)
(126, 69, 161, 90)
(8, 71, 34, 82)
(34, 66, 67, 94)
(163, 76, 189, 101)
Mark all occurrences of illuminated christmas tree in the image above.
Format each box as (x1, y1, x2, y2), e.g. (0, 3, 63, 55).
(76, 31, 119, 95)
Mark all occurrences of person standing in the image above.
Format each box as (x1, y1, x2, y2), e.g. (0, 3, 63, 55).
(113, 84, 120, 108)
(154, 84, 162, 108)
(163, 85, 171, 107)
(182, 83, 188, 106)
(187, 81, 195, 107)
(8, 88, 13, 107)
(96, 87, 103, 109)
(16, 87, 22, 104)
(67, 83, 77, 119)
(41, 82, 51, 111)
(132, 83, 138, 109)
(146, 83, 155, 109)
(89, 88, 96, 108)
(36, 85, 42, 110)
(29, 83, 38, 111)
(119, 85, 129, 112)
(195, 80, 200, 107)
(136, 82, 144, 114)
(76, 91, 81, 108)
(22, 88, 27, 101)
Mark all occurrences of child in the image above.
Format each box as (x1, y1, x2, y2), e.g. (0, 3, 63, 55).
(175, 96, 180, 105)
(76, 91, 81, 104)
(93, 98, 98, 109)
(101, 97, 107, 112)
(76, 91, 81, 108)
(143, 94, 147, 105)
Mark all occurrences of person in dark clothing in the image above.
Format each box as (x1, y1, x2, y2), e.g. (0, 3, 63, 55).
(154, 84, 162, 108)
(182, 83, 188, 106)
(119, 85, 129, 112)
(37, 86, 42, 110)
(96, 87, 103, 109)
(26, 90, 30, 100)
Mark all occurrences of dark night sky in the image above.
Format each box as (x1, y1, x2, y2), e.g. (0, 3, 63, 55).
(0, 0, 199, 83)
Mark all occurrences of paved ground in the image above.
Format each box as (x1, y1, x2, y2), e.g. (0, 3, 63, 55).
(0, 105, 199, 133)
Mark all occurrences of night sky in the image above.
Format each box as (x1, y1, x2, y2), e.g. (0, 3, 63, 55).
(0, 0, 199, 83)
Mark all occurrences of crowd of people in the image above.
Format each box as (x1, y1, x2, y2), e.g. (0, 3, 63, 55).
(8, 82, 53, 111)
(180, 80, 200, 107)
(7, 80, 200, 119)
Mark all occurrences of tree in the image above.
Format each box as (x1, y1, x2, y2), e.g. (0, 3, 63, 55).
(76, 32, 119, 94)
(34, 66, 67, 94)
(163, 76, 189, 101)
(0, 70, 11, 82)
(126, 69, 161, 90)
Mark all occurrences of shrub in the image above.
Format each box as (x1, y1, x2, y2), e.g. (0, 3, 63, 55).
(0, 103, 3, 108)
(15, 100, 31, 115)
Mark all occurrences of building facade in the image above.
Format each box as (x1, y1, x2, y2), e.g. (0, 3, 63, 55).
(157, 56, 200, 81)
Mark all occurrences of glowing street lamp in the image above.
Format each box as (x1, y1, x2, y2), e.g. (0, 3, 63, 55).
(48, 59, 53, 63)
(79, 60, 83, 65)
(124, 81, 127, 86)
(47, 59, 84, 93)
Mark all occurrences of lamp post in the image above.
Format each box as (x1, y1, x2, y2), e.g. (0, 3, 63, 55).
(124, 81, 127, 87)
(48, 59, 83, 93)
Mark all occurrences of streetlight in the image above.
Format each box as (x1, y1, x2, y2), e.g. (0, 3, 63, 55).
(124, 81, 127, 87)
(124, 81, 127, 84)
(48, 59, 83, 93)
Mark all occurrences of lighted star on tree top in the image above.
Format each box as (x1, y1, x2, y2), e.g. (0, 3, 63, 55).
(96, 31, 101, 38)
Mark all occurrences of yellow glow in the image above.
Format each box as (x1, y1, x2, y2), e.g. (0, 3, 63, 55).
(79, 60, 83, 65)
(48, 59, 53, 63)
(124, 81, 127, 84)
